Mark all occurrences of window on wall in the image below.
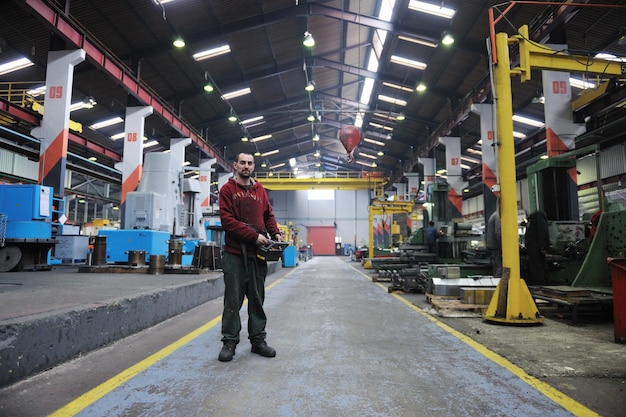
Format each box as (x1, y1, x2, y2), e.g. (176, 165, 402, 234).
(308, 189, 334, 200)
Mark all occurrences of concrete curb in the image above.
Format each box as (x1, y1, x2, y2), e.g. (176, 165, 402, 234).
(0, 276, 224, 388)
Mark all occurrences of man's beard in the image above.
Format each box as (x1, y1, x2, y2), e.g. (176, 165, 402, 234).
(239, 171, 251, 178)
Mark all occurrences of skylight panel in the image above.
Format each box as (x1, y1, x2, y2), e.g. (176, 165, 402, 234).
(408, 1, 456, 19)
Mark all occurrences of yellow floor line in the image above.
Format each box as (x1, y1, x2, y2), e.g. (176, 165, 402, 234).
(48, 270, 293, 417)
(351, 263, 600, 417)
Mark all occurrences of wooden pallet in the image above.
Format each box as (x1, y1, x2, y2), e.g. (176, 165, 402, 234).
(431, 298, 488, 317)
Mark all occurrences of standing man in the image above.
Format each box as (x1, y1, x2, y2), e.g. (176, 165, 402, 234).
(218, 152, 283, 362)
(425, 221, 439, 256)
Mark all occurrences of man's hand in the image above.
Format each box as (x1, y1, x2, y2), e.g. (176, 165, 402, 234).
(256, 233, 270, 246)
(274, 234, 284, 242)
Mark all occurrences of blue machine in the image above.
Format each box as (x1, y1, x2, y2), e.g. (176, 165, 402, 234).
(97, 229, 170, 264)
(0, 184, 56, 271)
(282, 245, 298, 267)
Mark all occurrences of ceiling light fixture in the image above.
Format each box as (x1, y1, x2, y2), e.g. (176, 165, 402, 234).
(270, 162, 285, 169)
(396, 113, 406, 121)
(250, 134, 272, 142)
(312, 134, 320, 142)
(303, 31, 315, 47)
(307, 113, 316, 122)
(441, 32, 455, 46)
(172, 36, 185, 48)
(416, 83, 427, 92)
(241, 115, 264, 125)
(261, 161, 267, 168)
(261, 149, 279, 157)
(363, 137, 385, 146)
(512, 114, 545, 128)
(240, 136, 249, 142)
(203, 83, 214, 92)
(192, 44, 231, 61)
(305, 80, 316, 92)
(90, 117, 124, 130)
(398, 35, 438, 48)
(0, 57, 34, 75)
(314, 150, 321, 157)
(289, 157, 297, 167)
(221, 87, 251, 100)
(254, 151, 261, 156)
(378, 95, 407, 106)
(228, 110, 238, 122)
(377, 151, 384, 156)
(390, 55, 427, 70)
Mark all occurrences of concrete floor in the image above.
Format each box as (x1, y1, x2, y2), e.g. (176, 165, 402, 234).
(0, 256, 624, 416)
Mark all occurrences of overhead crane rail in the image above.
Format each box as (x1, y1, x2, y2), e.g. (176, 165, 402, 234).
(255, 171, 388, 196)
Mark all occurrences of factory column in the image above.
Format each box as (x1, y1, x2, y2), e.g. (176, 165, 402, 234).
(471, 104, 498, 224)
(542, 69, 583, 219)
(114, 106, 153, 226)
(441, 137, 467, 219)
(418, 157, 435, 223)
(32, 49, 85, 197)
(199, 158, 217, 212)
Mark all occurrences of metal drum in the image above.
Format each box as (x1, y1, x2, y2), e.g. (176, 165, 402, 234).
(149, 254, 166, 274)
(127, 250, 147, 267)
(92, 236, 107, 265)
(168, 239, 183, 266)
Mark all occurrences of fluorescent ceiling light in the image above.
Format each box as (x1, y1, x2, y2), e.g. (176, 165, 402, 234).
(408, 1, 456, 19)
(270, 162, 285, 169)
(183, 161, 191, 166)
(0, 57, 34, 76)
(398, 35, 438, 48)
(261, 149, 279, 157)
(390, 55, 427, 70)
(460, 163, 471, 170)
(570, 77, 596, 89)
(369, 122, 394, 131)
(359, 152, 378, 160)
(289, 157, 297, 167)
(110, 132, 125, 140)
(250, 134, 272, 142)
(377, 95, 407, 106)
(90, 116, 124, 130)
(513, 131, 527, 139)
(383, 81, 414, 93)
(69, 98, 96, 112)
(222, 87, 251, 100)
(27, 86, 46, 96)
(356, 160, 377, 168)
(144, 140, 159, 148)
(193, 44, 231, 61)
(242, 116, 264, 125)
(512, 114, 545, 128)
(594, 53, 625, 62)
(363, 137, 385, 146)
(460, 155, 480, 164)
(466, 147, 482, 155)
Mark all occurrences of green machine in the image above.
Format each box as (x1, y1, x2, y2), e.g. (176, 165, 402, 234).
(526, 148, 626, 287)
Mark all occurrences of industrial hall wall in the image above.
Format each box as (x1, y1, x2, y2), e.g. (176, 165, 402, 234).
(268, 189, 371, 251)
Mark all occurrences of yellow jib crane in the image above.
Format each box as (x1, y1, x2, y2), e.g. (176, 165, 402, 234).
(485, 24, 625, 325)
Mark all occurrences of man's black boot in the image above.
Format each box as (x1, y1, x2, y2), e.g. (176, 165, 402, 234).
(251, 341, 276, 358)
(218, 341, 237, 362)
